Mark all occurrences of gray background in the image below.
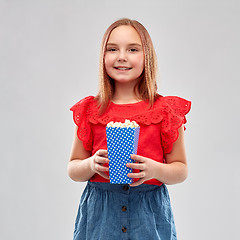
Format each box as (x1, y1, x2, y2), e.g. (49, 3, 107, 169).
(0, 0, 239, 239)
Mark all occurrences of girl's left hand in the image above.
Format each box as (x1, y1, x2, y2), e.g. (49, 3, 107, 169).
(126, 154, 160, 187)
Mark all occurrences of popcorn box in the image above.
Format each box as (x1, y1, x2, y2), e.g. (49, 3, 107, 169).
(106, 121, 140, 184)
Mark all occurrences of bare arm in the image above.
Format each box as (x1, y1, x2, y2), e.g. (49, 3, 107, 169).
(154, 125, 188, 184)
(127, 125, 188, 186)
(68, 126, 109, 182)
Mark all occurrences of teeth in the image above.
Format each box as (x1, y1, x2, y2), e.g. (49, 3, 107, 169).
(116, 67, 130, 70)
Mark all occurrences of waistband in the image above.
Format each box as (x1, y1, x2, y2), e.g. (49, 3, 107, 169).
(87, 181, 164, 193)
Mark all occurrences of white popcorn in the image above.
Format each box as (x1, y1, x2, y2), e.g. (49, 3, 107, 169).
(107, 119, 139, 128)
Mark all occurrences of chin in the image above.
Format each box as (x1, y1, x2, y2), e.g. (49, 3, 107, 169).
(114, 79, 136, 84)
(112, 75, 142, 83)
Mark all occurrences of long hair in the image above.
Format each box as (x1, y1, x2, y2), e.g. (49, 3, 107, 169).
(96, 18, 159, 114)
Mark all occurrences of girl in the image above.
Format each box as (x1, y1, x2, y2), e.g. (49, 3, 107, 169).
(68, 18, 191, 240)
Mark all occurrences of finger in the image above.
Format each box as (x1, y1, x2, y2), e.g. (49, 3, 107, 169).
(95, 156, 109, 164)
(131, 154, 145, 163)
(96, 171, 110, 180)
(126, 162, 144, 170)
(127, 171, 145, 179)
(129, 178, 145, 187)
(97, 149, 108, 157)
(95, 164, 109, 172)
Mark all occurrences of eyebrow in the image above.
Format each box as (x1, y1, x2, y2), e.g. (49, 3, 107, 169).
(106, 43, 142, 47)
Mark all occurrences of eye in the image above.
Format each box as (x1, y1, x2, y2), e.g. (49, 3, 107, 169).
(107, 48, 117, 52)
(129, 48, 138, 52)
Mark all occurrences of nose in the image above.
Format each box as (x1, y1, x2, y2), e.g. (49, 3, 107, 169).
(117, 50, 127, 62)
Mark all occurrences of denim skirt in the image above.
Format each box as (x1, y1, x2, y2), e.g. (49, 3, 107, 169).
(73, 181, 177, 240)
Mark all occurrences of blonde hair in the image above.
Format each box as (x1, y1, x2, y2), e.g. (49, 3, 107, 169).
(96, 18, 159, 114)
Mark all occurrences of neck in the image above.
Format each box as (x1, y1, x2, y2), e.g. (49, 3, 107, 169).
(112, 81, 141, 104)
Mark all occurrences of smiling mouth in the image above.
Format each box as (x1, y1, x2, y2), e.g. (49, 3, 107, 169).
(114, 67, 132, 70)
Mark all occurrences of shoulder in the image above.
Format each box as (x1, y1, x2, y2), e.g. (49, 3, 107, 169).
(69, 95, 100, 125)
(154, 95, 191, 110)
(69, 96, 101, 117)
(155, 95, 191, 154)
(69, 96, 95, 151)
(70, 96, 96, 111)
(152, 95, 191, 117)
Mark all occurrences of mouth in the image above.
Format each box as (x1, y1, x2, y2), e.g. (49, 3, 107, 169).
(114, 67, 132, 70)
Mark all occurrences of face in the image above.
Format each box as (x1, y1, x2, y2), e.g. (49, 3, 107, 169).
(104, 25, 144, 85)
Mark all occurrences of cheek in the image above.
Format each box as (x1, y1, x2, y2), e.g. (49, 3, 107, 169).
(134, 55, 144, 71)
(104, 54, 114, 68)
(104, 56, 114, 76)
(140, 58, 144, 70)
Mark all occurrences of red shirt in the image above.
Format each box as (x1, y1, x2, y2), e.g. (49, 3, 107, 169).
(70, 95, 191, 186)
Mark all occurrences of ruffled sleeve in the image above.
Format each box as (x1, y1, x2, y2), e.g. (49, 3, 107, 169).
(70, 96, 95, 152)
(160, 96, 191, 155)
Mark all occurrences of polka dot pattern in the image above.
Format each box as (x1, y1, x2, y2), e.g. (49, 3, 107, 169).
(106, 127, 140, 184)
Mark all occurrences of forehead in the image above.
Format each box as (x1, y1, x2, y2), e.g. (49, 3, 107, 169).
(107, 25, 142, 45)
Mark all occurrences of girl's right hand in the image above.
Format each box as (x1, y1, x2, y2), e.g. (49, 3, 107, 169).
(90, 149, 109, 179)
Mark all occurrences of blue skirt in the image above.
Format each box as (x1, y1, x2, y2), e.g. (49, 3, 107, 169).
(73, 181, 177, 240)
